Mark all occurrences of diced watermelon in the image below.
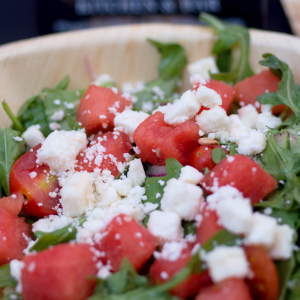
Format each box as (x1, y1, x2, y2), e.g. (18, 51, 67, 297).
(133, 111, 199, 166)
(196, 204, 223, 245)
(193, 79, 235, 114)
(150, 242, 213, 298)
(94, 214, 157, 271)
(201, 155, 277, 204)
(77, 85, 132, 135)
(0, 207, 31, 266)
(9, 144, 61, 217)
(234, 69, 282, 114)
(195, 278, 253, 300)
(0, 191, 24, 215)
(244, 245, 279, 300)
(75, 131, 132, 176)
(21, 243, 97, 300)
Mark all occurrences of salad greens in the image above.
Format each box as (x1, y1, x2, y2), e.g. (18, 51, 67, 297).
(132, 39, 187, 112)
(200, 12, 254, 84)
(0, 128, 25, 196)
(1, 12, 300, 300)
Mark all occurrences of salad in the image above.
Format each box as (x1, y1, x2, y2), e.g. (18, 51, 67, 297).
(0, 13, 300, 300)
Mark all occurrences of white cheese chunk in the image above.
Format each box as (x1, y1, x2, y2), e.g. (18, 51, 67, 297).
(36, 130, 87, 173)
(92, 74, 115, 86)
(237, 130, 267, 156)
(256, 112, 282, 133)
(204, 246, 250, 283)
(164, 90, 200, 126)
(196, 86, 222, 108)
(238, 104, 259, 128)
(195, 106, 230, 134)
(187, 56, 219, 79)
(268, 224, 294, 260)
(114, 109, 149, 139)
(127, 158, 146, 187)
(243, 212, 277, 248)
(22, 125, 45, 148)
(178, 165, 203, 185)
(60, 171, 95, 217)
(147, 210, 183, 244)
(161, 178, 203, 221)
(228, 114, 252, 142)
(50, 110, 64, 121)
(215, 193, 253, 235)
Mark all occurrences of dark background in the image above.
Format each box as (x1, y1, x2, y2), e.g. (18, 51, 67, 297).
(0, 0, 293, 46)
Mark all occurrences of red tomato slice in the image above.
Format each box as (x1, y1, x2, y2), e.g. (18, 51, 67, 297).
(201, 155, 277, 204)
(244, 245, 279, 300)
(150, 242, 213, 298)
(77, 85, 132, 135)
(0, 191, 24, 215)
(195, 278, 253, 300)
(187, 145, 228, 172)
(196, 203, 223, 245)
(21, 243, 97, 300)
(234, 69, 283, 114)
(94, 214, 157, 271)
(9, 144, 61, 217)
(0, 206, 31, 266)
(193, 79, 235, 115)
(133, 111, 199, 166)
(75, 131, 132, 177)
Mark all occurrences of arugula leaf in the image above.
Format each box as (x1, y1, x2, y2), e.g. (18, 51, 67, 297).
(2, 101, 24, 133)
(200, 12, 254, 84)
(55, 75, 70, 90)
(276, 256, 295, 300)
(66, 113, 83, 131)
(132, 39, 187, 112)
(30, 217, 86, 252)
(18, 96, 51, 137)
(0, 264, 17, 288)
(42, 88, 85, 131)
(257, 54, 300, 117)
(1, 292, 23, 300)
(211, 148, 226, 164)
(147, 39, 187, 80)
(0, 128, 25, 196)
(182, 220, 196, 236)
(260, 129, 300, 181)
(287, 270, 300, 300)
(144, 158, 182, 209)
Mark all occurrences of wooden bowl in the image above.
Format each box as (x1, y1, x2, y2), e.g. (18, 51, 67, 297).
(1, 23, 300, 128)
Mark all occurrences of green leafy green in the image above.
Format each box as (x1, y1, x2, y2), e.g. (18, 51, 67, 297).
(0, 128, 25, 196)
(1, 292, 23, 300)
(132, 39, 187, 112)
(18, 96, 51, 137)
(147, 39, 187, 80)
(66, 113, 83, 131)
(55, 75, 70, 90)
(30, 217, 86, 252)
(42, 87, 85, 131)
(144, 158, 182, 209)
(2, 101, 24, 133)
(259, 129, 300, 181)
(15, 77, 85, 137)
(276, 257, 295, 300)
(0, 264, 17, 288)
(182, 220, 196, 236)
(211, 147, 226, 164)
(257, 54, 300, 117)
(200, 12, 254, 84)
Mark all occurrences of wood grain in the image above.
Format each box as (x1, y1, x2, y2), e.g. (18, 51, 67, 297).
(1, 23, 300, 129)
(281, 0, 300, 36)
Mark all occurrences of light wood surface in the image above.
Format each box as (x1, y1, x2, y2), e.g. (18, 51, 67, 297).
(281, 0, 300, 36)
(1, 23, 300, 128)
